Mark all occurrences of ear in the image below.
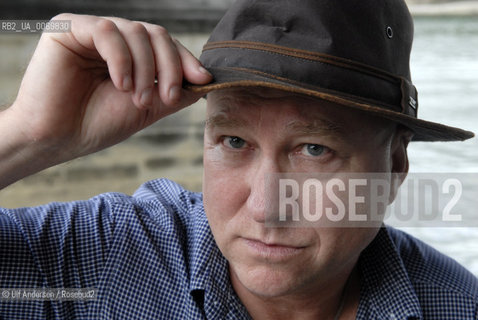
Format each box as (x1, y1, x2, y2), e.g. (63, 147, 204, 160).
(389, 126, 413, 203)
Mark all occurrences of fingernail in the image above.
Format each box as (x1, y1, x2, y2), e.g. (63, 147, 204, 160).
(198, 66, 212, 76)
(140, 87, 153, 107)
(123, 75, 133, 91)
(169, 86, 180, 103)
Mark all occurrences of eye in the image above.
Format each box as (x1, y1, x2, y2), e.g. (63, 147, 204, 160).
(301, 144, 328, 157)
(223, 136, 247, 149)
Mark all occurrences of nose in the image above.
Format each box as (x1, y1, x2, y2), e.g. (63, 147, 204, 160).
(245, 155, 282, 224)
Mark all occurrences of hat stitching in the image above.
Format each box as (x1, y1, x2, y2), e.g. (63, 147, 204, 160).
(189, 78, 416, 127)
(186, 79, 473, 141)
(204, 42, 419, 118)
(203, 40, 401, 84)
(221, 66, 403, 113)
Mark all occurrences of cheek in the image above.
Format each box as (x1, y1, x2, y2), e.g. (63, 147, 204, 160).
(203, 150, 250, 244)
(317, 227, 379, 267)
(203, 149, 245, 205)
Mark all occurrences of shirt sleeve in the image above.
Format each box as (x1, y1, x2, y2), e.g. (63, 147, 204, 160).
(0, 194, 119, 292)
(0, 179, 198, 319)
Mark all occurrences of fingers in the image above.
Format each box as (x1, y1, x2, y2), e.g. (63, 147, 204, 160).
(174, 39, 213, 85)
(114, 19, 213, 108)
(55, 14, 212, 109)
(93, 20, 134, 92)
(142, 24, 183, 106)
(140, 23, 213, 107)
(115, 21, 156, 108)
(61, 16, 134, 92)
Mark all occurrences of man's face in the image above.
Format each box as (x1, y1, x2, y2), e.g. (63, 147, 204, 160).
(202, 88, 401, 298)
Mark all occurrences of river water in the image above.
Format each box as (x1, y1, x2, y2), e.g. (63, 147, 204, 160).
(396, 16, 478, 276)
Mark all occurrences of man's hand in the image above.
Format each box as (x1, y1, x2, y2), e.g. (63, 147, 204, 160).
(0, 14, 212, 189)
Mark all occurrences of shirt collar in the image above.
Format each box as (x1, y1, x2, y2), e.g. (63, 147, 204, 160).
(187, 199, 250, 319)
(357, 227, 423, 320)
(187, 199, 220, 293)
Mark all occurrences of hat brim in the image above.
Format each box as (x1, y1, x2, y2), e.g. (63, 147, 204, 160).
(185, 67, 474, 142)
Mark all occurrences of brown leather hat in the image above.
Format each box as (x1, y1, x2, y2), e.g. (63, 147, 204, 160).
(186, 0, 474, 141)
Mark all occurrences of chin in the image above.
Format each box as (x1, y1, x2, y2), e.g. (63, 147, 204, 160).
(231, 263, 309, 298)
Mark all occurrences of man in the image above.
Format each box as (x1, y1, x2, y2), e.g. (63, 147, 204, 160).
(0, 0, 476, 319)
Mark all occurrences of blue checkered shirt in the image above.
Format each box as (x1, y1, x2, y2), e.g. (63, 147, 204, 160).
(1, 179, 477, 319)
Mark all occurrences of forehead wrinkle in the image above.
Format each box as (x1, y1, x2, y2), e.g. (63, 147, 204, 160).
(284, 117, 345, 137)
(207, 89, 346, 136)
(205, 113, 248, 129)
(206, 94, 261, 130)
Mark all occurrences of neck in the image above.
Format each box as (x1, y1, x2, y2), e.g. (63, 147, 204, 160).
(231, 266, 361, 320)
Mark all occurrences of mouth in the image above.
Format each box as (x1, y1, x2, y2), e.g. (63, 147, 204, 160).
(242, 238, 306, 261)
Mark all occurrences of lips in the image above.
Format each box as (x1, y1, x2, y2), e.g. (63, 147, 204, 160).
(242, 238, 305, 261)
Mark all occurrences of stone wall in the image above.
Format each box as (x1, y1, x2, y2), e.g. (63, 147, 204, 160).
(0, 0, 234, 32)
(0, 33, 210, 208)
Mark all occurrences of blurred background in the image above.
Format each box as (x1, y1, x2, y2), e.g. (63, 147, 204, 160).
(0, 0, 477, 275)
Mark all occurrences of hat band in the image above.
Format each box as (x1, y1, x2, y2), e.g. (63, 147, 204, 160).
(201, 41, 418, 117)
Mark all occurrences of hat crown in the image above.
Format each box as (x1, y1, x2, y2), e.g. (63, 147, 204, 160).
(206, 0, 414, 79)
(192, 0, 474, 141)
